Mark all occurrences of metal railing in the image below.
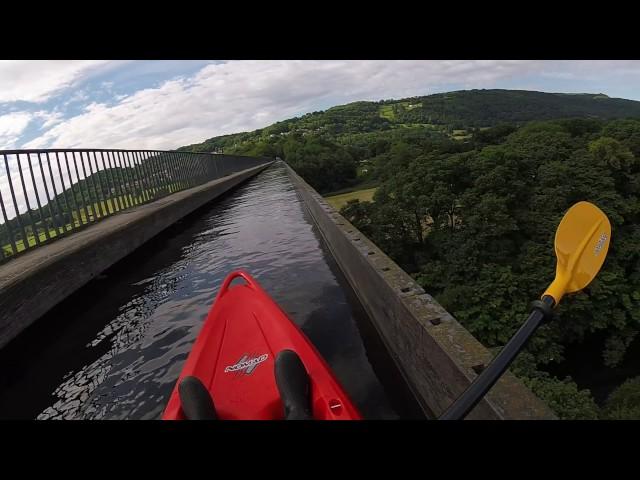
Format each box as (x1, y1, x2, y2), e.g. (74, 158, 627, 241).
(0, 149, 270, 265)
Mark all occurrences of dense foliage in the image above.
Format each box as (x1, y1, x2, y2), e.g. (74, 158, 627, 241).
(341, 118, 640, 418)
(601, 376, 640, 419)
(392, 90, 640, 127)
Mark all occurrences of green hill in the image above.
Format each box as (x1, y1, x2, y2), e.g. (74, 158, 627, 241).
(178, 89, 640, 195)
(180, 89, 640, 154)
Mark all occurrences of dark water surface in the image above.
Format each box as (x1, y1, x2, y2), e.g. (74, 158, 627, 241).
(0, 163, 422, 419)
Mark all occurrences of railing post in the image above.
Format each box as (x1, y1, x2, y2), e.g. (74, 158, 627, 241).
(200, 154, 208, 182)
(204, 154, 213, 181)
(117, 150, 137, 207)
(61, 152, 83, 228)
(122, 152, 142, 205)
(135, 151, 150, 203)
(35, 152, 64, 235)
(154, 151, 168, 196)
(54, 152, 76, 231)
(104, 151, 125, 211)
(144, 151, 160, 200)
(88, 151, 109, 218)
(171, 151, 183, 193)
(183, 153, 193, 188)
(82, 151, 103, 219)
(192, 154, 202, 185)
(127, 151, 144, 205)
(212, 154, 220, 179)
(189, 153, 199, 187)
(136, 151, 152, 203)
(42, 152, 69, 234)
(3, 154, 29, 252)
(22, 153, 46, 245)
(169, 151, 184, 191)
(133, 151, 150, 203)
(97, 151, 115, 214)
(72, 151, 96, 223)
(113, 151, 132, 209)
(185, 152, 194, 187)
(0, 175, 18, 257)
(213, 155, 220, 180)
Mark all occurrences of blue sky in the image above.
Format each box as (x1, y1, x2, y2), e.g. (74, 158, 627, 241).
(1, 60, 640, 151)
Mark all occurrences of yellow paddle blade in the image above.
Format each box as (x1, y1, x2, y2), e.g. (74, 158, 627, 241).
(543, 201, 611, 305)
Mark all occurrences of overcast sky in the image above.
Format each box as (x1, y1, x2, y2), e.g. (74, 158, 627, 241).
(1, 60, 640, 151)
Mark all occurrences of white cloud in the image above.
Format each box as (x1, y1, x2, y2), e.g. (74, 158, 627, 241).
(33, 110, 64, 129)
(0, 60, 113, 103)
(0, 112, 33, 149)
(19, 60, 640, 151)
(64, 89, 91, 105)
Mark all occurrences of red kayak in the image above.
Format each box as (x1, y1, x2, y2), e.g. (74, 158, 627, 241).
(163, 270, 362, 420)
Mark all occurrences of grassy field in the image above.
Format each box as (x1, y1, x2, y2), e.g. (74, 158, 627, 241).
(379, 102, 422, 122)
(324, 187, 377, 210)
(379, 105, 395, 121)
(450, 129, 472, 141)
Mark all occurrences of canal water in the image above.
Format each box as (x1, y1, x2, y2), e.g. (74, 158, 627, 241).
(0, 162, 422, 420)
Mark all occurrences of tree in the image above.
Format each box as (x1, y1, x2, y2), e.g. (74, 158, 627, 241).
(524, 375, 600, 420)
(345, 117, 640, 418)
(282, 136, 357, 194)
(602, 376, 640, 419)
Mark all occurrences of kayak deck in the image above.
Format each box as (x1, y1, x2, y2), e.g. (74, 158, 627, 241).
(163, 270, 361, 420)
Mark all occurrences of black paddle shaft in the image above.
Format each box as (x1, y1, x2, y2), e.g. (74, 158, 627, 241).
(439, 295, 555, 420)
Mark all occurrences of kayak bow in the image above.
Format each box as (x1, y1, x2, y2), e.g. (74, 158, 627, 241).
(163, 270, 361, 420)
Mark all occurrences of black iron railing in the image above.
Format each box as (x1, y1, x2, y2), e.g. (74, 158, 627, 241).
(0, 149, 270, 264)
